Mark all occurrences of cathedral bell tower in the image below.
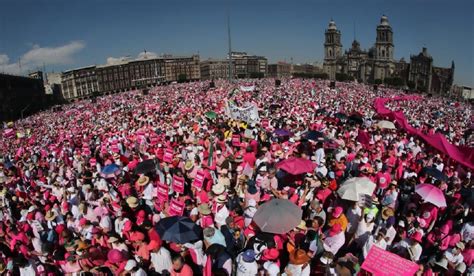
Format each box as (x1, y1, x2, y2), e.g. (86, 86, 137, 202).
(373, 15, 394, 81)
(323, 19, 343, 80)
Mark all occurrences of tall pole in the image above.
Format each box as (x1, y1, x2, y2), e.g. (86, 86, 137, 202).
(227, 6, 233, 81)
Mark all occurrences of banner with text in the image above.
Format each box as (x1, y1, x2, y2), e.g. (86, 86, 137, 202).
(226, 101, 260, 124)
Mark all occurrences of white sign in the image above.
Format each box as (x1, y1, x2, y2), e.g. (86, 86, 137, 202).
(240, 85, 255, 92)
(226, 101, 260, 124)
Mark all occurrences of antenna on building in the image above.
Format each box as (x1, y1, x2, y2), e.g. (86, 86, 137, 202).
(18, 58, 22, 75)
(353, 20, 356, 41)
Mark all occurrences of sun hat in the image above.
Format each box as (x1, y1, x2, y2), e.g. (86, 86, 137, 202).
(184, 160, 194, 171)
(242, 249, 256, 262)
(296, 220, 307, 231)
(456, 242, 465, 251)
(137, 175, 150, 186)
(198, 203, 211, 215)
(332, 206, 343, 218)
(126, 196, 139, 208)
(455, 262, 466, 273)
(215, 194, 228, 203)
(45, 210, 57, 221)
(433, 258, 448, 270)
(212, 183, 225, 195)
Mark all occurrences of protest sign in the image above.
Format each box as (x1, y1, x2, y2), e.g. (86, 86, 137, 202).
(172, 175, 185, 194)
(361, 246, 419, 276)
(193, 170, 205, 189)
(168, 199, 185, 216)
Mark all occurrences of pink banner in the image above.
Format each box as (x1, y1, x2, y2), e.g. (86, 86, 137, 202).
(374, 96, 474, 169)
(361, 246, 419, 276)
(168, 199, 185, 216)
(232, 134, 241, 146)
(192, 170, 205, 189)
(163, 148, 174, 163)
(157, 182, 169, 203)
(172, 175, 185, 194)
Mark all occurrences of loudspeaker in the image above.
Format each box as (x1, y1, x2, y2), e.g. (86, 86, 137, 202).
(142, 89, 149, 95)
(373, 85, 378, 91)
(210, 81, 215, 88)
(275, 79, 281, 86)
(329, 81, 336, 88)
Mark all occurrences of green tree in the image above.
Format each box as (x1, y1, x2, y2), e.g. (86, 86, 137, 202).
(178, 74, 187, 83)
(374, 79, 383, 85)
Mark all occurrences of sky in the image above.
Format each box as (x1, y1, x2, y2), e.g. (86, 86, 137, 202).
(0, 0, 472, 85)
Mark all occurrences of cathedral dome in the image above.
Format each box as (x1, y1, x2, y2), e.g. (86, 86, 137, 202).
(379, 15, 390, 26)
(328, 19, 337, 30)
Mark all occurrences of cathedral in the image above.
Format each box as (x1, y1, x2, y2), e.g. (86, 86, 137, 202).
(323, 15, 395, 83)
(323, 15, 455, 95)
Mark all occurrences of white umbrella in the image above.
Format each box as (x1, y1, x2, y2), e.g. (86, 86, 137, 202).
(376, 120, 396, 130)
(338, 177, 376, 201)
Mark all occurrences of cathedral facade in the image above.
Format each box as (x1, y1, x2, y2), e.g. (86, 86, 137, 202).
(323, 15, 396, 83)
(322, 16, 455, 95)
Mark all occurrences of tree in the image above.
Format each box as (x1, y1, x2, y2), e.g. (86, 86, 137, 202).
(178, 74, 187, 83)
(407, 81, 416, 90)
(336, 73, 354, 82)
(249, 72, 264, 79)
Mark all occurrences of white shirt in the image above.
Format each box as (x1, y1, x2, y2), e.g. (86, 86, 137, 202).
(323, 231, 345, 255)
(394, 239, 422, 262)
(315, 148, 325, 165)
(363, 235, 387, 258)
(461, 222, 474, 242)
(445, 249, 464, 265)
(150, 247, 172, 274)
(283, 263, 311, 276)
(131, 268, 147, 276)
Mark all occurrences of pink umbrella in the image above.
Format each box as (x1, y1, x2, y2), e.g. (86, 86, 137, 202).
(276, 157, 316, 175)
(415, 183, 447, 207)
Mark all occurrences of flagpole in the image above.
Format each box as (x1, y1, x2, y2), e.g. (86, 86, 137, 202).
(227, 4, 233, 82)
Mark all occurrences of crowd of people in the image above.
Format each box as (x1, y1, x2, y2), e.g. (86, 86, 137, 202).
(0, 78, 472, 275)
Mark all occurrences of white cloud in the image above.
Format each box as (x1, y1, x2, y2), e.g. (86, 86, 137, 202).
(106, 56, 130, 65)
(0, 41, 85, 75)
(137, 51, 158, 60)
(0, 54, 9, 65)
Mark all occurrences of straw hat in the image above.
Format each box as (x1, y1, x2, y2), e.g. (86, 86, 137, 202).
(45, 210, 57, 221)
(184, 160, 194, 171)
(215, 194, 228, 203)
(212, 183, 225, 195)
(198, 203, 211, 215)
(295, 220, 307, 231)
(126, 196, 139, 208)
(137, 175, 150, 186)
